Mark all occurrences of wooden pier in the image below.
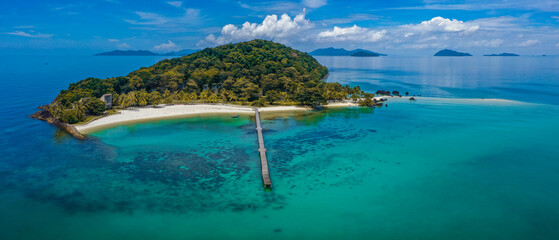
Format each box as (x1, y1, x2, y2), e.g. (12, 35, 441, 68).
(254, 108, 272, 190)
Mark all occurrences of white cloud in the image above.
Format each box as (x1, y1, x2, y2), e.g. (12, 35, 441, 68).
(302, 0, 327, 8)
(200, 11, 312, 46)
(402, 43, 447, 49)
(154, 40, 177, 51)
(556, 42, 559, 47)
(316, 14, 378, 25)
(469, 16, 522, 32)
(518, 39, 540, 47)
(404, 16, 480, 33)
(117, 42, 131, 49)
(466, 39, 504, 48)
(5, 31, 53, 38)
(238, 2, 251, 9)
(166, 1, 182, 7)
(387, 16, 517, 50)
(125, 8, 201, 32)
(394, 1, 559, 12)
(198, 12, 557, 53)
(237, 1, 301, 12)
(317, 25, 386, 42)
(107, 39, 131, 49)
(14, 25, 35, 29)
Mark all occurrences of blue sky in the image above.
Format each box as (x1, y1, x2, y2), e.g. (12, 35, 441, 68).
(1, 0, 558, 55)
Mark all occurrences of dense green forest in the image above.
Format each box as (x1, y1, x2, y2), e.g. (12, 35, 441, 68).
(49, 39, 375, 123)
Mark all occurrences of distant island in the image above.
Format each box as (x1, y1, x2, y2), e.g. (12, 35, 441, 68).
(310, 47, 386, 56)
(483, 53, 519, 56)
(95, 49, 199, 56)
(95, 50, 160, 56)
(350, 51, 380, 57)
(434, 49, 472, 56)
(33, 39, 390, 136)
(160, 49, 199, 56)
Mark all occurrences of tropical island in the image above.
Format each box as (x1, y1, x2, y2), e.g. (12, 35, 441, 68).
(350, 50, 380, 57)
(95, 49, 198, 56)
(33, 40, 393, 138)
(309, 47, 386, 56)
(483, 53, 519, 56)
(95, 50, 160, 56)
(434, 49, 472, 56)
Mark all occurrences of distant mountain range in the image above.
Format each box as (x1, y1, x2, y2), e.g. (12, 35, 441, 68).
(160, 49, 199, 56)
(350, 51, 380, 57)
(95, 49, 199, 56)
(483, 53, 519, 56)
(434, 49, 472, 56)
(309, 47, 386, 56)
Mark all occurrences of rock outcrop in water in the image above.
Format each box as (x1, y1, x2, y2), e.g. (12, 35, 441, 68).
(30, 106, 86, 140)
(376, 90, 392, 96)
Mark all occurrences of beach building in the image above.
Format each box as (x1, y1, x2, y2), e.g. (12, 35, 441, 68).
(100, 94, 112, 108)
(212, 83, 218, 93)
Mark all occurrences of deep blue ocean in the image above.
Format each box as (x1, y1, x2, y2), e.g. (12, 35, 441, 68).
(1, 55, 558, 239)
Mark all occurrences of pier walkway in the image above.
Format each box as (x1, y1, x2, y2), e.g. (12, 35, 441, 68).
(254, 108, 272, 190)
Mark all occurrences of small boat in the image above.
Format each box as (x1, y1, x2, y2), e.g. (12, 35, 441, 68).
(231, 114, 239, 118)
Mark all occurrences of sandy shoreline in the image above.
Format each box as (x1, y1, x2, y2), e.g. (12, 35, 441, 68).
(72, 97, 400, 134)
(74, 103, 344, 134)
(72, 96, 526, 134)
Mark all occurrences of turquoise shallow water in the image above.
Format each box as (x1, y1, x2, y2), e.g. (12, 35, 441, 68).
(1, 56, 559, 239)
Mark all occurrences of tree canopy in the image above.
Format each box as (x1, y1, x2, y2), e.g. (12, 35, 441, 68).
(48, 39, 371, 123)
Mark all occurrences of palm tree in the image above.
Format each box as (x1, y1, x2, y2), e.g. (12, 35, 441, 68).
(199, 90, 209, 101)
(162, 89, 171, 99)
(70, 99, 87, 121)
(178, 90, 188, 102)
(208, 93, 219, 103)
(228, 92, 238, 102)
(324, 89, 334, 100)
(188, 92, 198, 103)
(112, 93, 120, 106)
(148, 91, 162, 106)
(122, 91, 138, 108)
(115, 93, 127, 107)
(136, 91, 148, 106)
(280, 91, 288, 103)
(219, 90, 229, 102)
(49, 102, 63, 119)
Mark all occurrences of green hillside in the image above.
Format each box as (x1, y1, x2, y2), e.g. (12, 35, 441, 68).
(48, 39, 366, 123)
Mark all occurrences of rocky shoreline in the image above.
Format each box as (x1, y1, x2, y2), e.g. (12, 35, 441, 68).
(30, 106, 87, 140)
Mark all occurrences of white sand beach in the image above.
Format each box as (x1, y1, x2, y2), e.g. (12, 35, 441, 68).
(74, 104, 308, 133)
(72, 98, 396, 134)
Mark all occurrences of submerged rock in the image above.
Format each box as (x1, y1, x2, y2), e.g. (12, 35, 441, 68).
(375, 90, 391, 96)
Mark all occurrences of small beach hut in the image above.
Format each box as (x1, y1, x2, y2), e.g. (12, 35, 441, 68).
(100, 94, 113, 108)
